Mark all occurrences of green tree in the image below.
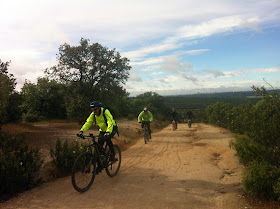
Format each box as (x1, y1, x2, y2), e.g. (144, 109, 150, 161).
(131, 91, 169, 120)
(206, 102, 232, 127)
(21, 77, 66, 122)
(45, 38, 131, 122)
(0, 60, 17, 124)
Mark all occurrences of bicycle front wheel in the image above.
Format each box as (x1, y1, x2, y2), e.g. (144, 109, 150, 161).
(144, 125, 149, 144)
(188, 119, 192, 128)
(172, 121, 176, 131)
(105, 144, 121, 177)
(72, 152, 96, 193)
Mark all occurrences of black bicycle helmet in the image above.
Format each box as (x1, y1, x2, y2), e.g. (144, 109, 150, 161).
(90, 101, 102, 108)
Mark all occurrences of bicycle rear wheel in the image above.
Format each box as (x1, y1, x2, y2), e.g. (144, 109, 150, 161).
(105, 144, 121, 177)
(188, 119, 192, 128)
(172, 120, 176, 131)
(72, 152, 96, 192)
(144, 124, 149, 144)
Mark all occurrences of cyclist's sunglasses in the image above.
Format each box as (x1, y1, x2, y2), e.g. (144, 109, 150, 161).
(91, 107, 99, 111)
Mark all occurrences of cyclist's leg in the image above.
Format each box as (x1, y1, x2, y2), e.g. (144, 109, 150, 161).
(106, 134, 116, 157)
(97, 132, 106, 168)
(147, 122, 151, 135)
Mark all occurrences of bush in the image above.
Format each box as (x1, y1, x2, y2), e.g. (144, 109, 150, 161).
(231, 135, 268, 165)
(0, 131, 43, 195)
(50, 138, 87, 177)
(127, 114, 135, 120)
(207, 87, 280, 200)
(22, 111, 45, 123)
(243, 160, 280, 199)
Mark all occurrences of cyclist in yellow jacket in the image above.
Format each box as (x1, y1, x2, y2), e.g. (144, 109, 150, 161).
(138, 107, 153, 138)
(77, 101, 118, 161)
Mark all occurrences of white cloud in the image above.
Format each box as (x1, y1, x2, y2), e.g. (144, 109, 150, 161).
(161, 55, 193, 73)
(202, 69, 225, 78)
(151, 72, 164, 76)
(1, 0, 280, 96)
(251, 67, 280, 73)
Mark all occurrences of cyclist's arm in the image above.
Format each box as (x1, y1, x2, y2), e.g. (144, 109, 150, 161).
(104, 109, 114, 133)
(138, 111, 143, 122)
(149, 111, 153, 122)
(81, 112, 95, 132)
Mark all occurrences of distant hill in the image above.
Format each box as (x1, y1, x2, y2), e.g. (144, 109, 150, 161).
(171, 89, 280, 99)
(163, 89, 280, 111)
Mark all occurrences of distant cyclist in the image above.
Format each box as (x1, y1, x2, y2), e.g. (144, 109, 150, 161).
(186, 109, 193, 120)
(138, 107, 153, 138)
(170, 108, 178, 129)
(77, 101, 118, 163)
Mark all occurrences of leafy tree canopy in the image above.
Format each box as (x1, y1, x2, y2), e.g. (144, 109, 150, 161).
(45, 38, 130, 91)
(21, 77, 67, 122)
(44, 38, 131, 122)
(0, 60, 17, 124)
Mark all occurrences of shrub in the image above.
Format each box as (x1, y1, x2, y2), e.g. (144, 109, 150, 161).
(231, 135, 269, 165)
(207, 87, 280, 200)
(22, 111, 45, 123)
(127, 114, 135, 120)
(50, 138, 87, 177)
(243, 160, 280, 199)
(0, 131, 43, 195)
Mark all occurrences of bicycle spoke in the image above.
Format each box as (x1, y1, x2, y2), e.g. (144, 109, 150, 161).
(72, 152, 96, 192)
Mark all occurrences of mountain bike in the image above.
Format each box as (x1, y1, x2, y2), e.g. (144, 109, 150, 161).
(188, 119, 192, 128)
(172, 119, 177, 131)
(142, 121, 151, 144)
(72, 134, 121, 193)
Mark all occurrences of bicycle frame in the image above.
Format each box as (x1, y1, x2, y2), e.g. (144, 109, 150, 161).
(172, 119, 176, 131)
(188, 119, 192, 128)
(142, 121, 150, 144)
(72, 133, 121, 192)
(82, 134, 108, 168)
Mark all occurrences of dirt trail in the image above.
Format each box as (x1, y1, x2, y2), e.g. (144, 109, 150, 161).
(2, 122, 250, 209)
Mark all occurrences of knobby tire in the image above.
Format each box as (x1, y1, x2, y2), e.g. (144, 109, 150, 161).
(188, 119, 192, 128)
(144, 124, 149, 144)
(172, 120, 176, 131)
(72, 152, 96, 193)
(105, 144, 122, 177)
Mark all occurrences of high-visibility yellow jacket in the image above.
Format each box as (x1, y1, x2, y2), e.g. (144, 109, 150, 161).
(138, 111, 153, 123)
(80, 107, 117, 133)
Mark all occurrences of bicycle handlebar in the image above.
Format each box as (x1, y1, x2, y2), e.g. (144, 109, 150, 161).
(77, 133, 98, 140)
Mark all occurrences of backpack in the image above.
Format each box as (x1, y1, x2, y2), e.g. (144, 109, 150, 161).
(95, 107, 119, 136)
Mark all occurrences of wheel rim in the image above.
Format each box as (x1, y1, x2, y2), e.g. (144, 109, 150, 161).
(106, 145, 121, 177)
(72, 152, 95, 192)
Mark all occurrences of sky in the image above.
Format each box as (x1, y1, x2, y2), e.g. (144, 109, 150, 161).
(1, 0, 280, 96)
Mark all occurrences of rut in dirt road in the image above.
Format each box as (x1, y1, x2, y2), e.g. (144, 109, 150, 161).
(1, 123, 248, 209)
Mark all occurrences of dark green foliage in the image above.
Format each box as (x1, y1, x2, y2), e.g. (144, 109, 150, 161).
(243, 160, 280, 199)
(0, 131, 43, 195)
(6, 92, 23, 122)
(206, 102, 232, 126)
(130, 91, 170, 119)
(0, 60, 18, 124)
(21, 77, 67, 122)
(164, 93, 261, 110)
(45, 38, 131, 123)
(50, 139, 87, 176)
(231, 135, 272, 165)
(206, 87, 280, 200)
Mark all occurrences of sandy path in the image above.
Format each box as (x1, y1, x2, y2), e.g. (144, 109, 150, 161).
(1, 123, 248, 209)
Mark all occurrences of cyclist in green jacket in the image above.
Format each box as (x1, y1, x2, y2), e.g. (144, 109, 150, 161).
(138, 107, 153, 138)
(77, 101, 118, 161)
